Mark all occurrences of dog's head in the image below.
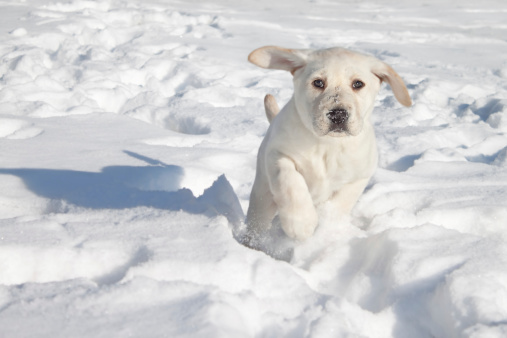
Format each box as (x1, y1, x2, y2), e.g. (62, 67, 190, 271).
(248, 46, 412, 137)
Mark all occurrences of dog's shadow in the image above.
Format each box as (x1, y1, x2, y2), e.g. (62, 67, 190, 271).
(0, 150, 244, 226)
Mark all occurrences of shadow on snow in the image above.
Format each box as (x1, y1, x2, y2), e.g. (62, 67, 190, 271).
(0, 150, 244, 226)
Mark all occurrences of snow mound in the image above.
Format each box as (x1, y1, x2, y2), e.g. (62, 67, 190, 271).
(1, 0, 507, 336)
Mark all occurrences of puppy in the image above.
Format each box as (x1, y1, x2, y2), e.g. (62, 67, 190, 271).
(245, 46, 412, 246)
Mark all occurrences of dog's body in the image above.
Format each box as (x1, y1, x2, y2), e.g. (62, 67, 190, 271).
(245, 46, 411, 244)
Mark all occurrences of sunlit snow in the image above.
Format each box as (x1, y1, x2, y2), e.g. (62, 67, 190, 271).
(1, 0, 507, 337)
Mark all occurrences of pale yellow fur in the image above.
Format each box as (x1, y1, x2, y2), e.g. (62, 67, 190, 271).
(245, 46, 411, 244)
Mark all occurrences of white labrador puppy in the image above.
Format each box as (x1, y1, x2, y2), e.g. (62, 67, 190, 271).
(245, 46, 412, 246)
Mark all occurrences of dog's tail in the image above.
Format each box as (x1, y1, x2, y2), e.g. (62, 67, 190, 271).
(264, 94, 280, 123)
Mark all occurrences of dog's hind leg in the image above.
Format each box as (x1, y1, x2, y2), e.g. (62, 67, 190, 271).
(264, 94, 280, 123)
(329, 178, 370, 215)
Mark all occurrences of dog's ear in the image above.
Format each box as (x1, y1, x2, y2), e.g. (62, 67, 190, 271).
(248, 46, 308, 74)
(371, 62, 412, 107)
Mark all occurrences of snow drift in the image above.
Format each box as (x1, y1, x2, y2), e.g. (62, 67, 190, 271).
(0, 0, 507, 337)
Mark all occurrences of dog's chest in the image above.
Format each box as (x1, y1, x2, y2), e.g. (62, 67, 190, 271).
(294, 142, 375, 203)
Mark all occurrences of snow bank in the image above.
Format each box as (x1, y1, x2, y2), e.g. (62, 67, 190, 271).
(0, 0, 507, 337)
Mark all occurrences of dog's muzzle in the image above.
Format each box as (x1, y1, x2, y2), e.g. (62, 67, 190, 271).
(327, 108, 349, 130)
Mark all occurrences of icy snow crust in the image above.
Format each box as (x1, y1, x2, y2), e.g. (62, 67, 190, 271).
(1, 0, 507, 336)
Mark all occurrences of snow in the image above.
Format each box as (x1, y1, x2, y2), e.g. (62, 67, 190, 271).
(1, 0, 507, 336)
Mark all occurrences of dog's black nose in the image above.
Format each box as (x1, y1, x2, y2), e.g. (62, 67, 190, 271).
(327, 108, 349, 125)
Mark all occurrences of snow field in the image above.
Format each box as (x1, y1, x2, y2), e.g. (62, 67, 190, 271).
(0, 0, 507, 337)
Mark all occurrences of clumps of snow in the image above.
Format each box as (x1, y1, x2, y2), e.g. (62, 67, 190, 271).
(9, 27, 27, 37)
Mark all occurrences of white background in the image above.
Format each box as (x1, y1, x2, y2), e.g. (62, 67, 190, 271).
(0, 0, 507, 336)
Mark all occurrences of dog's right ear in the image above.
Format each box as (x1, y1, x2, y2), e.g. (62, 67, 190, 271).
(248, 46, 307, 74)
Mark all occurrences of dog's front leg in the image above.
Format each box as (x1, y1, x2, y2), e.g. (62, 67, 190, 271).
(269, 156, 318, 240)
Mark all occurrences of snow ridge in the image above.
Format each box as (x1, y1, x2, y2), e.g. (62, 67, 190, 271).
(0, 0, 507, 337)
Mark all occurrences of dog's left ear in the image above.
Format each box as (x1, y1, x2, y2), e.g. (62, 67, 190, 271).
(248, 46, 308, 74)
(371, 62, 412, 107)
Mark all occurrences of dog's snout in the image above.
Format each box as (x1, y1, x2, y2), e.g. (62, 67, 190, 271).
(327, 108, 349, 126)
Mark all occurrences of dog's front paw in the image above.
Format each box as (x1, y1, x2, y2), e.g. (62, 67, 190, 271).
(279, 206, 318, 240)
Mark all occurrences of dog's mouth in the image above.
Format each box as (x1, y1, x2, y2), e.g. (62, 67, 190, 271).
(311, 106, 359, 137)
(326, 124, 351, 137)
(329, 124, 349, 133)
(314, 121, 352, 137)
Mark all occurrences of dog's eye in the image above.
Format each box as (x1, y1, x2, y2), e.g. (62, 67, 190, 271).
(313, 79, 325, 89)
(352, 80, 364, 89)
